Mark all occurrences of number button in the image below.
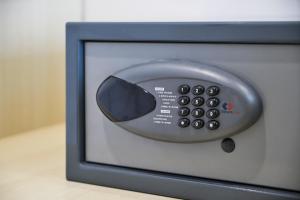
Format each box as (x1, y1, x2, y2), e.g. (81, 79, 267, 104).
(206, 109, 220, 119)
(192, 85, 205, 95)
(206, 97, 220, 107)
(178, 96, 190, 106)
(191, 108, 204, 118)
(192, 97, 204, 107)
(192, 119, 204, 129)
(207, 86, 220, 96)
(178, 107, 190, 117)
(178, 84, 190, 95)
(207, 120, 220, 130)
(178, 118, 190, 128)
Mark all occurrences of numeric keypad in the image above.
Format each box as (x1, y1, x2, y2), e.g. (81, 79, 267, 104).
(177, 84, 221, 130)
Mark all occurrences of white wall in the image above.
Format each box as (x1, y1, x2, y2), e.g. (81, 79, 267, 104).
(83, 0, 300, 21)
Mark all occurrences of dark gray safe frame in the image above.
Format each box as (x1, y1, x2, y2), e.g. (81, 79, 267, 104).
(66, 22, 300, 200)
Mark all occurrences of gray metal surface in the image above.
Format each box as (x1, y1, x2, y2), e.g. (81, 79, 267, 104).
(69, 162, 300, 200)
(85, 42, 300, 191)
(111, 59, 262, 142)
(66, 22, 300, 200)
(65, 22, 300, 44)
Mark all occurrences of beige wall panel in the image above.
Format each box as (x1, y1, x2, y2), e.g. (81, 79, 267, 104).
(0, 0, 82, 137)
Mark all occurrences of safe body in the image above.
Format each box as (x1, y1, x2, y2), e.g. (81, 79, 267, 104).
(67, 22, 300, 200)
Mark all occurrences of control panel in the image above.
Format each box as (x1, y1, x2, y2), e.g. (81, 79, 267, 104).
(96, 59, 263, 142)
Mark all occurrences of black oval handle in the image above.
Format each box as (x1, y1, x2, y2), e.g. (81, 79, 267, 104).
(96, 76, 156, 122)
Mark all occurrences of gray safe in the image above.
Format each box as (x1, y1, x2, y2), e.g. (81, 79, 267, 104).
(66, 22, 300, 200)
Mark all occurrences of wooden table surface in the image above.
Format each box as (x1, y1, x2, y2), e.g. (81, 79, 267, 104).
(0, 124, 174, 200)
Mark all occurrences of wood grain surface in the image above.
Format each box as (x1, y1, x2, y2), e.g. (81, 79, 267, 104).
(0, 124, 175, 200)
